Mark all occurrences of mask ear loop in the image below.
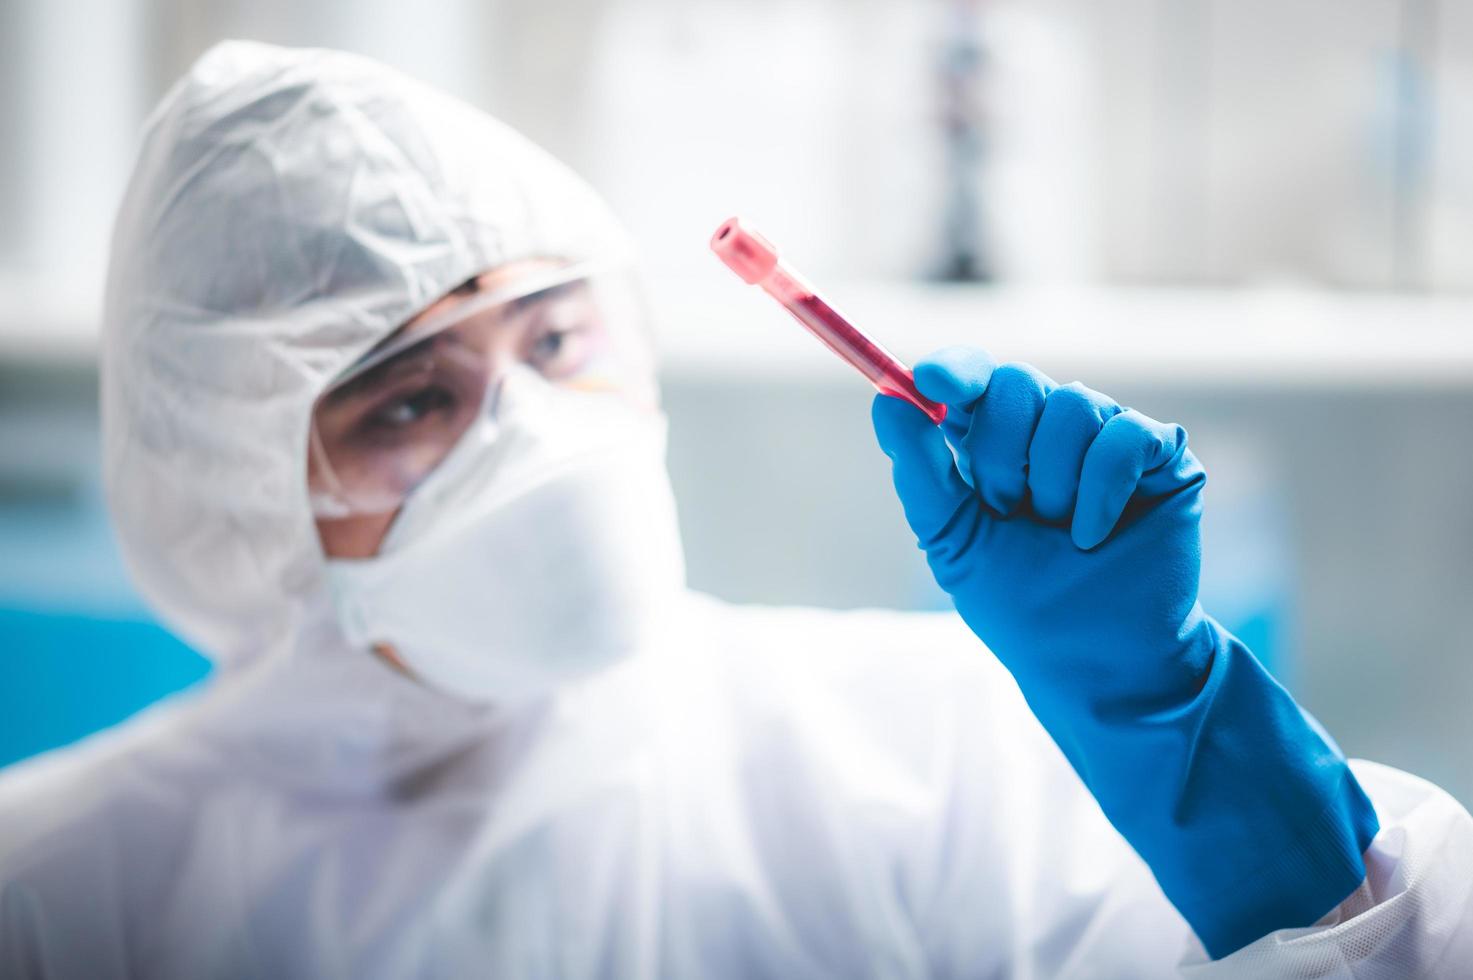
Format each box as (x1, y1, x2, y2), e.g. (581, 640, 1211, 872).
(371, 366, 520, 555)
(308, 420, 357, 519)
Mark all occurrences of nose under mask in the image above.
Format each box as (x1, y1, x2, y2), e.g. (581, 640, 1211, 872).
(325, 368, 687, 704)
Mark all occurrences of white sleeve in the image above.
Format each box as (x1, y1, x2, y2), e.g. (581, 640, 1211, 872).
(1177, 760, 1473, 978)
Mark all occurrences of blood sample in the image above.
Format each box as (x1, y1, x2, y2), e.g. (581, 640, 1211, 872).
(710, 217, 946, 424)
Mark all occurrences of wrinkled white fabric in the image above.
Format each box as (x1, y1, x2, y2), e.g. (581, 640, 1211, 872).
(1, 39, 1471, 979)
(2, 602, 1470, 978)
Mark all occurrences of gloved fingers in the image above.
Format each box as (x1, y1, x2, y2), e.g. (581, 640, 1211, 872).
(1072, 409, 1185, 549)
(872, 392, 973, 544)
(1027, 382, 1122, 524)
(913, 347, 998, 491)
(961, 362, 1055, 516)
(1134, 424, 1205, 502)
(912, 346, 998, 408)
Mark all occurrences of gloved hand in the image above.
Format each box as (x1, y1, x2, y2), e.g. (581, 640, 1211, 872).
(872, 346, 1379, 959)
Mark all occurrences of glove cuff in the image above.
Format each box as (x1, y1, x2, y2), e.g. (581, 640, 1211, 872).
(1174, 762, 1379, 958)
(1078, 620, 1380, 958)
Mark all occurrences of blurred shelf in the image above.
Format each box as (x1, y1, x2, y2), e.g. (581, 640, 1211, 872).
(0, 277, 103, 367)
(652, 278, 1473, 389)
(6, 276, 1473, 389)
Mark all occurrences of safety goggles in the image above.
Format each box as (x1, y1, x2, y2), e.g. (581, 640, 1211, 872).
(308, 260, 655, 518)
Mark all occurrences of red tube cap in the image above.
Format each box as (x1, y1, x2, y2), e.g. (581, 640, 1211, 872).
(711, 216, 779, 285)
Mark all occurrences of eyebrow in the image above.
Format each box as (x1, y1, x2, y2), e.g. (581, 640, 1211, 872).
(327, 274, 591, 402)
(324, 343, 437, 405)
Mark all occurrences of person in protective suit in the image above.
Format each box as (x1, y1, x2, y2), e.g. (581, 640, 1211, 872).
(1, 41, 1470, 978)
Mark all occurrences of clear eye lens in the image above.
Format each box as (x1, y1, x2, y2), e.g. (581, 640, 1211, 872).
(308, 264, 652, 516)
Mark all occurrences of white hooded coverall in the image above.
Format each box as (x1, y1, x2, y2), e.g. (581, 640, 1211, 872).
(1, 41, 1470, 979)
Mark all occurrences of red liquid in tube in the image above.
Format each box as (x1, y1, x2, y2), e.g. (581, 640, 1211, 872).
(710, 217, 946, 425)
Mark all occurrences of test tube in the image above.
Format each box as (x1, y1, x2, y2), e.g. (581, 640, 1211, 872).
(710, 217, 946, 424)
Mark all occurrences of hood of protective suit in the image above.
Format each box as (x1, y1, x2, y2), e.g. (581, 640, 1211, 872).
(102, 40, 638, 677)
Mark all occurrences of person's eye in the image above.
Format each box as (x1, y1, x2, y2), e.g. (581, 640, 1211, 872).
(364, 385, 457, 432)
(529, 325, 592, 377)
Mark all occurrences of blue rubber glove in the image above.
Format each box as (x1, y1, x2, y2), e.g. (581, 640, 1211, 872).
(872, 347, 1379, 959)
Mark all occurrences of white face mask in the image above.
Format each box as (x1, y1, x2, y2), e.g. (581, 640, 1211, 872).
(325, 368, 687, 704)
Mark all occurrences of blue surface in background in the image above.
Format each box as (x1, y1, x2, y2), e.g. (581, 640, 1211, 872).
(0, 606, 211, 769)
(0, 515, 1291, 773)
(0, 419, 214, 770)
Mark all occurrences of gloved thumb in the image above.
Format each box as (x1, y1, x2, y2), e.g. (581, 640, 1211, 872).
(872, 392, 974, 547)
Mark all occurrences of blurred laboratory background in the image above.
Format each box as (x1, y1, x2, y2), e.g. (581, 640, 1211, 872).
(2, 0, 1472, 803)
